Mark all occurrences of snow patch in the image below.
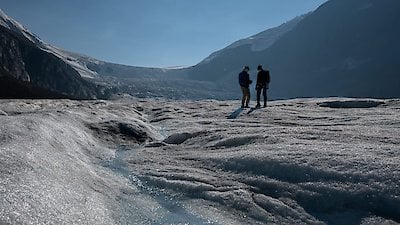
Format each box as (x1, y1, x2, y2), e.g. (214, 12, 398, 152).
(200, 15, 305, 64)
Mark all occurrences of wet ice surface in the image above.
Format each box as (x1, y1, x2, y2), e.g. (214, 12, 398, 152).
(0, 97, 399, 225)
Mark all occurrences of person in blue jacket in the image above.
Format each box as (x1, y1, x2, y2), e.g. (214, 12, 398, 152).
(238, 66, 252, 108)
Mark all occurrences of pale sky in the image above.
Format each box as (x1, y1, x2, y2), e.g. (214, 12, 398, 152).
(0, 0, 327, 68)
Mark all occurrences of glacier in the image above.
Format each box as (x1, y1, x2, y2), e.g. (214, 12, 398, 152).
(0, 97, 399, 225)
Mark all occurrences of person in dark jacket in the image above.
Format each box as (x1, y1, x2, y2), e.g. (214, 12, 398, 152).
(238, 66, 252, 108)
(255, 65, 270, 108)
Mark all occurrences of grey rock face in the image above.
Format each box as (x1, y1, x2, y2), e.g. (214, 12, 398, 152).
(0, 17, 104, 99)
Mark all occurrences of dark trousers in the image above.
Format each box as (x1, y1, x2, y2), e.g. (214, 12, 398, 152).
(256, 85, 267, 106)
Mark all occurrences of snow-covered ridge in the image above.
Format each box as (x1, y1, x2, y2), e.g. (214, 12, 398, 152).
(40, 45, 99, 79)
(227, 15, 307, 52)
(0, 9, 98, 79)
(0, 9, 42, 44)
(201, 15, 306, 64)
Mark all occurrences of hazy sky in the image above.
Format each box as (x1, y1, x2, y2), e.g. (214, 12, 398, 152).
(1, 0, 327, 68)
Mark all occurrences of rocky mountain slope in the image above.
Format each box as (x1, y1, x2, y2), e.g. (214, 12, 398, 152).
(0, 10, 105, 99)
(2, 0, 399, 100)
(0, 8, 213, 100)
(186, 0, 400, 99)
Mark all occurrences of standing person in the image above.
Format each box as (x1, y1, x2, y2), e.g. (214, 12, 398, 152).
(238, 66, 252, 108)
(255, 65, 270, 108)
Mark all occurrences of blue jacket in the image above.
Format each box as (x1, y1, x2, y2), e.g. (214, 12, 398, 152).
(239, 71, 251, 88)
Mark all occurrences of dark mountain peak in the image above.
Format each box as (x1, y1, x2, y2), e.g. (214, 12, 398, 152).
(199, 15, 306, 67)
(187, 0, 400, 99)
(0, 10, 105, 99)
(0, 9, 42, 45)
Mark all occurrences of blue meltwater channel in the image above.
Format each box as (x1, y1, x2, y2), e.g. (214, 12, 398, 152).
(102, 145, 217, 225)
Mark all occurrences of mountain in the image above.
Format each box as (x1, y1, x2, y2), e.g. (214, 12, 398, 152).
(187, 0, 400, 99)
(3, 0, 398, 100)
(0, 9, 106, 99)
(0, 9, 224, 100)
(198, 15, 306, 68)
(184, 15, 307, 99)
(0, 8, 311, 100)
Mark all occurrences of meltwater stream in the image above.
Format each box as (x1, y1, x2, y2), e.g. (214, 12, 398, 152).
(102, 145, 217, 225)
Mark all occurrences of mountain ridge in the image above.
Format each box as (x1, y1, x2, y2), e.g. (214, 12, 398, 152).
(0, 9, 107, 99)
(1, 0, 399, 100)
(186, 0, 400, 99)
